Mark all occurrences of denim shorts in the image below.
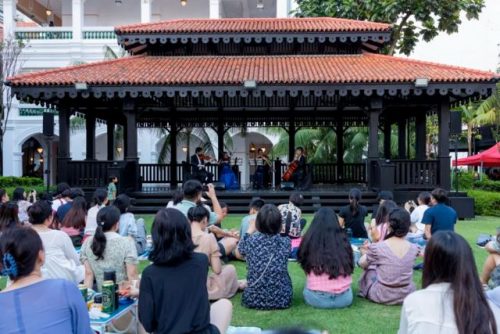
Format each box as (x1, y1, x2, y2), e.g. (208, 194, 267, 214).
(303, 287, 353, 309)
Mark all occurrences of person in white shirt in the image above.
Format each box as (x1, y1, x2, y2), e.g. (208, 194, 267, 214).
(29, 200, 85, 284)
(399, 231, 499, 334)
(85, 188, 109, 236)
(409, 192, 431, 234)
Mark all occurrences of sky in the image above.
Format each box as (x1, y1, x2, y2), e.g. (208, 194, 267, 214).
(402, 0, 500, 72)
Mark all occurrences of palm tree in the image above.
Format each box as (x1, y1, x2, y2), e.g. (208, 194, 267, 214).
(475, 82, 500, 142)
(459, 103, 481, 156)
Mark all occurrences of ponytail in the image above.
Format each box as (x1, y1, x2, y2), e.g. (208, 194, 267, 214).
(348, 188, 361, 215)
(91, 206, 120, 260)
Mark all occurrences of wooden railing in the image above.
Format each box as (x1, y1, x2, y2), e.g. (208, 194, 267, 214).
(393, 160, 439, 189)
(67, 161, 114, 188)
(139, 163, 221, 184)
(280, 163, 367, 184)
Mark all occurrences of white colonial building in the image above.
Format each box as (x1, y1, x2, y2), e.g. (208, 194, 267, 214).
(2, 0, 293, 186)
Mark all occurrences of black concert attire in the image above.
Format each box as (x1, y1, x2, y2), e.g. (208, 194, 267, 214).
(190, 153, 214, 183)
(292, 155, 306, 187)
(253, 155, 270, 189)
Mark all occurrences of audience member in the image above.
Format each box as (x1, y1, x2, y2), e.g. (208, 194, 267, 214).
(359, 208, 419, 305)
(13, 187, 34, 224)
(80, 206, 138, 291)
(56, 188, 85, 225)
(29, 201, 84, 284)
(410, 192, 431, 229)
(166, 189, 183, 208)
(370, 191, 394, 225)
(422, 188, 457, 240)
(0, 188, 9, 203)
(108, 175, 118, 202)
(278, 193, 307, 258)
(298, 208, 354, 309)
(85, 188, 108, 236)
(238, 204, 293, 310)
(139, 208, 232, 334)
(482, 231, 500, 289)
(338, 188, 368, 238)
(175, 180, 237, 255)
(239, 198, 265, 238)
(0, 202, 20, 234)
(369, 200, 398, 242)
(399, 231, 499, 333)
(0, 228, 93, 333)
(51, 182, 71, 211)
(61, 196, 87, 247)
(188, 204, 239, 300)
(113, 194, 148, 254)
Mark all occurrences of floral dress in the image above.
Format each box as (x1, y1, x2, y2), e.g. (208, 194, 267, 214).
(238, 233, 292, 310)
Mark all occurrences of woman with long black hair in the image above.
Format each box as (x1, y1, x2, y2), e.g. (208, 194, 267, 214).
(399, 231, 499, 333)
(80, 206, 138, 291)
(338, 188, 368, 238)
(139, 208, 232, 334)
(298, 208, 354, 309)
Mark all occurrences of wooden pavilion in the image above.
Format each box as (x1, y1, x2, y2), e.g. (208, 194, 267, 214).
(6, 17, 498, 212)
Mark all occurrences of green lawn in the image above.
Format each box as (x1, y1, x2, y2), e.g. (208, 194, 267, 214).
(1, 215, 499, 333)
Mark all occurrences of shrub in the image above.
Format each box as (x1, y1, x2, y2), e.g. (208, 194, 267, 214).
(467, 189, 500, 217)
(0, 176, 43, 188)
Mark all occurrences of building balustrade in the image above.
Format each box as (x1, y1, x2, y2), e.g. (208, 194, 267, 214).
(14, 27, 116, 41)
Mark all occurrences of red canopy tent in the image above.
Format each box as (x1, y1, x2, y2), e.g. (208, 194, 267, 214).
(452, 143, 500, 167)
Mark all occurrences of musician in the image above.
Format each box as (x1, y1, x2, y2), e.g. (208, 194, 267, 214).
(253, 148, 271, 189)
(190, 147, 214, 183)
(292, 147, 307, 187)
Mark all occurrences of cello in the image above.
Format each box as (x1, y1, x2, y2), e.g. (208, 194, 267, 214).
(282, 160, 299, 182)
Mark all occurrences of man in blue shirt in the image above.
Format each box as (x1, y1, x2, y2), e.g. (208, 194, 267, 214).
(422, 188, 458, 240)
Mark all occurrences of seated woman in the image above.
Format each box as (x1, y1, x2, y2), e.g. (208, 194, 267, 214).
(278, 192, 307, 258)
(219, 152, 239, 190)
(399, 231, 499, 333)
(0, 202, 21, 235)
(188, 204, 239, 300)
(13, 187, 34, 224)
(80, 206, 139, 291)
(139, 208, 232, 334)
(238, 204, 293, 310)
(369, 200, 398, 243)
(113, 194, 148, 255)
(338, 188, 369, 239)
(84, 188, 108, 236)
(358, 208, 419, 305)
(298, 208, 354, 309)
(481, 233, 500, 289)
(0, 227, 93, 333)
(61, 196, 87, 247)
(29, 201, 84, 284)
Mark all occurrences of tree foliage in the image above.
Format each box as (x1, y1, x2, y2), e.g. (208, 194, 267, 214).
(293, 0, 484, 55)
(475, 83, 500, 142)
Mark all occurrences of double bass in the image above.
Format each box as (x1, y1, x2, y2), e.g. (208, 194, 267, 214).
(282, 160, 299, 182)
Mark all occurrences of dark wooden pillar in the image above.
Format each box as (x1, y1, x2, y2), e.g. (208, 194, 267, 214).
(107, 121, 115, 161)
(85, 112, 96, 160)
(288, 118, 296, 162)
(170, 119, 178, 188)
(336, 120, 344, 183)
(415, 112, 426, 160)
(383, 117, 391, 159)
(438, 100, 451, 190)
(398, 118, 406, 159)
(57, 107, 71, 183)
(123, 106, 138, 161)
(368, 111, 380, 160)
(217, 119, 224, 161)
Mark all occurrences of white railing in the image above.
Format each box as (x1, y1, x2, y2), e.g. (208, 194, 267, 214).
(14, 26, 116, 41)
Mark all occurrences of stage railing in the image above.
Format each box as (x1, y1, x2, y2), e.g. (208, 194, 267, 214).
(139, 163, 221, 184)
(280, 163, 367, 184)
(66, 161, 114, 188)
(393, 160, 439, 189)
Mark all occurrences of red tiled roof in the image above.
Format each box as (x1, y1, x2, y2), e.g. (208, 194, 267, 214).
(115, 17, 392, 35)
(7, 53, 497, 87)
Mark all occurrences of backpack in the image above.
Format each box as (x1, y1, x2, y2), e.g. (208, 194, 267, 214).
(135, 218, 148, 255)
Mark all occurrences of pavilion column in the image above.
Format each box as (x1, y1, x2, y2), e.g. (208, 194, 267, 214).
(276, 0, 289, 18)
(72, 0, 84, 41)
(438, 100, 451, 190)
(398, 118, 407, 159)
(336, 120, 344, 183)
(288, 119, 296, 162)
(415, 112, 426, 160)
(141, 0, 153, 23)
(368, 103, 382, 188)
(123, 106, 138, 161)
(57, 107, 71, 183)
(85, 112, 96, 160)
(209, 0, 220, 19)
(170, 119, 178, 188)
(107, 121, 115, 161)
(217, 119, 224, 161)
(383, 117, 391, 159)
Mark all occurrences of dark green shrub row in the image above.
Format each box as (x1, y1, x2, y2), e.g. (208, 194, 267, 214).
(453, 171, 500, 192)
(0, 176, 43, 188)
(467, 189, 500, 217)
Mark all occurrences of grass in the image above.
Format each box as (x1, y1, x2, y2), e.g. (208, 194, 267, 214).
(1, 215, 499, 333)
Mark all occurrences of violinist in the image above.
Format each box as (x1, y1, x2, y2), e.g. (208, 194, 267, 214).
(253, 148, 271, 189)
(191, 147, 214, 183)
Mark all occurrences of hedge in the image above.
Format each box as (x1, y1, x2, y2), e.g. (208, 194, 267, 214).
(467, 189, 500, 217)
(453, 171, 500, 192)
(0, 176, 44, 188)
